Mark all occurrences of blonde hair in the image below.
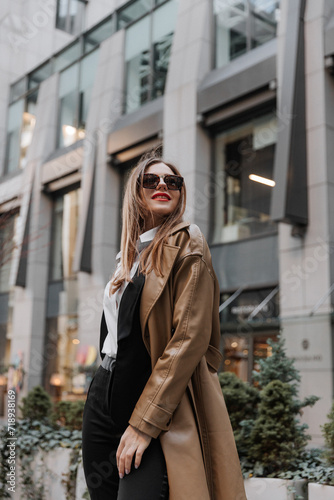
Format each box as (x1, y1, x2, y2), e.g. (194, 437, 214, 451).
(109, 154, 186, 295)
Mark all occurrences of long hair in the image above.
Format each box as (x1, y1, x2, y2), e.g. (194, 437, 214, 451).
(109, 154, 187, 295)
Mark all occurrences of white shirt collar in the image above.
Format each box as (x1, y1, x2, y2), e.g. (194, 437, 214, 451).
(139, 225, 160, 243)
(116, 225, 160, 260)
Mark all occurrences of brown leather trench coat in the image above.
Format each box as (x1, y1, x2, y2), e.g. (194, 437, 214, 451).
(128, 221, 247, 500)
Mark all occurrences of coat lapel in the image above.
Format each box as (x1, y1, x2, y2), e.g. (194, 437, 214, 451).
(140, 221, 190, 344)
(140, 244, 180, 338)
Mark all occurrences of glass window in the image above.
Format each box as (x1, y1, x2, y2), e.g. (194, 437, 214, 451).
(125, 16, 151, 113)
(117, 0, 152, 29)
(57, 49, 99, 148)
(84, 16, 113, 53)
(222, 332, 277, 382)
(152, 0, 177, 99)
(54, 41, 81, 73)
(213, 113, 277, 244)
(50, 189, 82, 281)
(4, 99, 24, 174)
(56, 0, 85, 35)
(0, 213, 17, 293)
(124, 0, 177, 113)
(79, 49, 99, 131)
(10, 78, 27, 103)
(20, 91, 38, 169)
(250, 0, 279, 48)
(28, 61, 52, 90)
(214, 0, 280, 68)
(58, 63, 80, 148)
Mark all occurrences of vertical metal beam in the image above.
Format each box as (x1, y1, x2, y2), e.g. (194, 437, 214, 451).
(270, 0, 308, 226)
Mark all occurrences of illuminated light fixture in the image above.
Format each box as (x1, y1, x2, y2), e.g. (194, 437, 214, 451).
(72, 339, 80, 345)
(249, 174, 276, 187)
(231, 341, 238, 348)
(50, 373, 65, 387)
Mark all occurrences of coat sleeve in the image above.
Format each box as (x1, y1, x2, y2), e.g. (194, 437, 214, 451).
(128, 254, 215, 438)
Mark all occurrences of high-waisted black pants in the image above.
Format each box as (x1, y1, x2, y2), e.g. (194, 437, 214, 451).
(82, 361, 169, 500)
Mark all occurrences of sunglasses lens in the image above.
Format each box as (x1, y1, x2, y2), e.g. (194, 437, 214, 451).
(142, 174, 159, 189)
(165, 175, 183, 190)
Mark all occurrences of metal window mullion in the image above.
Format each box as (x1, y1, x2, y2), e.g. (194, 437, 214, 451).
(65, 0, 71, 33)
(246, 0, 252, 52)
(148, 10, 154, 103)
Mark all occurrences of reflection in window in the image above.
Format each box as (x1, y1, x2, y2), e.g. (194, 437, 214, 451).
(56, 0, 86, 35)
(0, 213, 17, 293)
(4, 91, 38, 173)
(124, 0, 177, 113)
(213, 113, 277, 243)
(28, 62, 52, 91)
(45, 187, 97, 401)
(214, 0, 280, 68)
(84, 16, 113, 53)
(117, 0, 152, 29)
(57, 49, 99, 148)
(50, 188, 82, 281)
(222, 333, 277, 382)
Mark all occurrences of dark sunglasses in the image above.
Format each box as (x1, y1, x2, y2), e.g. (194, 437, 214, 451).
(141, 173, 184, 191)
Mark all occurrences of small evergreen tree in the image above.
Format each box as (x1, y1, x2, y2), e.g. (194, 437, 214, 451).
(19, 385, 52, 421)
(219, 371, 259, 456)
(321, 401, 334, 466)
(253, 335, 319, 410)
(248, 380, 310, 475)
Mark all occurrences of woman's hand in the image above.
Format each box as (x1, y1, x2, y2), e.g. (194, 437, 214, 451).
(116, 424, 151, 478)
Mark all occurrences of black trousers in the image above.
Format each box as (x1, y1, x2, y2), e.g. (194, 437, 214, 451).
(82, 363, 169, 500)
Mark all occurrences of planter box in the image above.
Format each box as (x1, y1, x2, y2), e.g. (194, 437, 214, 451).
(308, 483, 334, 499)
(12, 448, 72, 500)
(244, 478, 307, 500)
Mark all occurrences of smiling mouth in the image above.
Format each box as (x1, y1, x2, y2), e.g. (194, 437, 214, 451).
(152, 194, 171, 200)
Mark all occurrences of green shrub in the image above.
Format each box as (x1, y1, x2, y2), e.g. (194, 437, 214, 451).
(322, 401, 334, 466)
(51, 400, 85, 431)
(19, 386, 52, 421)
(248, 380, 310, 475)
(219, 371, 259, 456)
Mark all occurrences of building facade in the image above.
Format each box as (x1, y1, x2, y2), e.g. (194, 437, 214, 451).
(0, 0, 333, 444)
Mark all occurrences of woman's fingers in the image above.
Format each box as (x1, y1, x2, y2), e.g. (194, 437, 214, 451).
(116, 425, 151, 478)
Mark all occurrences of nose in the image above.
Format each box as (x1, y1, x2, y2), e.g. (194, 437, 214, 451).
(156, 176, 168, 190)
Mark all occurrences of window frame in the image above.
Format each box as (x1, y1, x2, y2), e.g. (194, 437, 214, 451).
(214, 0, 280, 69)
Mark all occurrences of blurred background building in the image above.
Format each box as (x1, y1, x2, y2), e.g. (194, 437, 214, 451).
(0, 0, 333, 444)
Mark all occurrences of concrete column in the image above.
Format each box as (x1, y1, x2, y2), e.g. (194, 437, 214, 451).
(277, 0, 333, 445)
(76, 31, 125, 352)
(10, 73, 59, 394)
(163, 0, 214, 238)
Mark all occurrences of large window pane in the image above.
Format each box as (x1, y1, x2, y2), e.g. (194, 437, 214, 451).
(79, 49, 99, 131)
(20, 91, 38, 169)
(125, 16, 151, 113)
(5, 99, 24, 174)
(118, 0, 152, 29)
(213, 113, 277, 243)
(0, 213, 17, 293)
(56, 0, 85, 35)
(10, 78, 27, 102)
(152, 0, 177, 99)
(84, 17, 113, 53)
(215, 0, 248, 68)
(214, 0, 280, 68)
(250, 0, 279, 48)
(28, 61, 52, 90)
(54, 41, 81, 73)
(58, 63, 80, 148)
(50, 189, 82, 281)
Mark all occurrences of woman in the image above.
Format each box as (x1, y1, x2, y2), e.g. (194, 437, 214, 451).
(82, 155, 246, 500)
